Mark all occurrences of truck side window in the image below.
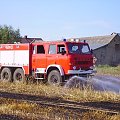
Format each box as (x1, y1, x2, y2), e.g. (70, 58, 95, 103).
(49, 44, 56, 54)
(57, 45, 65, 54)
(37, 45, 45, 54)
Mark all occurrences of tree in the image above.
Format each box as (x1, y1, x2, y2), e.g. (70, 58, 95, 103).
(0, 25, 21, 44)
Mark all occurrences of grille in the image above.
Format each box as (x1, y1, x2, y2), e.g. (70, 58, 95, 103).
(76, 61, 90, 64)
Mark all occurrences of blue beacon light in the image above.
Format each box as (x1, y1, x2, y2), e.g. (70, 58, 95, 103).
(63, 38, 66, 42)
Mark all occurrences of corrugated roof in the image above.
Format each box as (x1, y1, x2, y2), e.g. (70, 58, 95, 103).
(75, 34, 116, 50)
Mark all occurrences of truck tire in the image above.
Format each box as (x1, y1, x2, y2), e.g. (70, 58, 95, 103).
(13, 68, 25, 83)
(1, 68, 12, 82)
(47, 70, 62, 86)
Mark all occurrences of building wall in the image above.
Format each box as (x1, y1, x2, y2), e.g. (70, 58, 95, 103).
(93, 35, 120, 66)
(110, 35, 120, 65)
(93, 45, 107, 65)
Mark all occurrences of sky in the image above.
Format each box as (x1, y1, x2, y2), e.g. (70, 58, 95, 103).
(0, 0, 120, 40)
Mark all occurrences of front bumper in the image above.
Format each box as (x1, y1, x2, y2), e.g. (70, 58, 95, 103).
(68, 69, 97, 75)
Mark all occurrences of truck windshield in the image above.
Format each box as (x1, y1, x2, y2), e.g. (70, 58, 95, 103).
(68, 43, 91, 54)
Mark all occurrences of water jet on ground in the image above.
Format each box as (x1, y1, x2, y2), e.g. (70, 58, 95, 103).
(64, 75, 120, 93)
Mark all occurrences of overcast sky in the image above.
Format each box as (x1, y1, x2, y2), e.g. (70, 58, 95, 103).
(0, 0, 120, 40)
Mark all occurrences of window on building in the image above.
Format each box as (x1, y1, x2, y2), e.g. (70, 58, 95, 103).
(49, 44, 56, 54)
(37, 45, 45, 54)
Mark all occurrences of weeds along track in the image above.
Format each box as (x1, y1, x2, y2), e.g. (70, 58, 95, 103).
(0, 91, 119, 115)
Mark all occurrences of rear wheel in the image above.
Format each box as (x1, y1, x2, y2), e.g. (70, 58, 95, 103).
(47, 70, 62, 86)
(1, 68, 12, 82)
(13, 68, 25, 83)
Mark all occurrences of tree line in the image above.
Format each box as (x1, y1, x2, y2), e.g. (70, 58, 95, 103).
(0, 25, 21, 44)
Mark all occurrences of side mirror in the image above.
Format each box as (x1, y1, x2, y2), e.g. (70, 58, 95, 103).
(61, 48, 66, 55)
(91, 49, 93, 54)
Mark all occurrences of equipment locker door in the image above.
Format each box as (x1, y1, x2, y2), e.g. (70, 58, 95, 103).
(32, 45, 47, 73)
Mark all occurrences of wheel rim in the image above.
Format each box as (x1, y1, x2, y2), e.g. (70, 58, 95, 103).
(16, 73, 22, 81)
(51, 75, 59, 84)
(2, 72, 9, 80)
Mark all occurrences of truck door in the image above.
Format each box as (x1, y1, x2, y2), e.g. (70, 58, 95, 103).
(56, 44, 68, 73)
(46, 44, 68, 74)
(32, 45, 46, 73)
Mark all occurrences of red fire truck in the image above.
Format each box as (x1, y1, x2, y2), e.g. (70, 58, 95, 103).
(0, 40, 96, 85)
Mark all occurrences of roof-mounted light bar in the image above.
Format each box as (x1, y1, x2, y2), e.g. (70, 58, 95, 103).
(63, 38, 87, 43)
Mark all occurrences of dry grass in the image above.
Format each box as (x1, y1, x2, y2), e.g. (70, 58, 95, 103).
(0, 98, 120, 120)
(97, 65, 120, 77)
(0, 81, 120, 103)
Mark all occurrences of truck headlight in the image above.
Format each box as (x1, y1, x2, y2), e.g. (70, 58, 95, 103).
(73, 66, 76, 70)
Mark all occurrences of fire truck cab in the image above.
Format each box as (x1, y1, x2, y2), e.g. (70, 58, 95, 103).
(0, 40, 96, 85)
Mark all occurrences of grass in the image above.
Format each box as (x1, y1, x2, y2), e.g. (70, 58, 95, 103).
(97, 65, 120, 77)
(0, 81, 120, 103)
(0, 98, 120, 120)
(0, 81, 120, 119)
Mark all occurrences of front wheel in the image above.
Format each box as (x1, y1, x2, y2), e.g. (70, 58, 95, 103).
(13, 68, 25, 83)
(47, 70, 62, 86)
